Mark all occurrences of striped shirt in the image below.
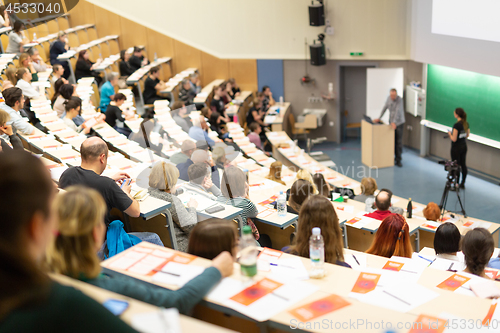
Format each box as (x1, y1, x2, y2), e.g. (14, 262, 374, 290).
(216, 197, 258, 224)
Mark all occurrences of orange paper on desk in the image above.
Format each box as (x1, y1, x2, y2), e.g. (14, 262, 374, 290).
(484, 269, 499, 280)
(230, 278, 283, 306)
(351, 273, 380, 294)
(346, 217, 361, 225)
(260, 248, 283, 259)
(422, 223, 439, 230)
(409, 314, 446, 333)
(482, 303, 498, 326)
(436, 274, 470, 291)
(382, 261, 405, 272)
(289, 294, 351, 322)
(463, 221, 474, 227)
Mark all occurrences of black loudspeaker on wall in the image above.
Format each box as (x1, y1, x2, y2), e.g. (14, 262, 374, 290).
(309, 4, 325, 26)
(310, 44, 326, 66)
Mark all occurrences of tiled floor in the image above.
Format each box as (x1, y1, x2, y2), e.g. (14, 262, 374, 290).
(310, 139, 500, 224)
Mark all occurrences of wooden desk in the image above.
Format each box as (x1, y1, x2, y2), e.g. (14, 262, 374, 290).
(194, 79, 224, 104)
(264, 102, 290, 132)
(51, 273, 235, 333)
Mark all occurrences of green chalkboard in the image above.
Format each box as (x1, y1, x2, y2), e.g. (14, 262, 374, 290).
(426, 64, 500, 142)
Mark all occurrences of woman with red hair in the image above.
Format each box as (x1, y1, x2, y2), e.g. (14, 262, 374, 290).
(366, 214, 413, 258)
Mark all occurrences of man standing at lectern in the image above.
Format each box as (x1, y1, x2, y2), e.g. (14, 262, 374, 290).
(374, 88, 405, 167)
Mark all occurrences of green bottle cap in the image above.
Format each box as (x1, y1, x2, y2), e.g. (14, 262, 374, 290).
(242, 225, 252, 235)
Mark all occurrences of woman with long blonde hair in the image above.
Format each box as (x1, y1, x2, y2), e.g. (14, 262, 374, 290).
(266, 161, 286, 185)
(286, 195, 350, 267)
(46, 186, 234, 315)
(295, 169, 318, 194)
(366, 214, 413, 258)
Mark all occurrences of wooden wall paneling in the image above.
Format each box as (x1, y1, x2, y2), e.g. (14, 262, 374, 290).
(94, 7, 121, 39)
(146, 28, 175, 79)
(172, 40, 201, 81)
(68, 1, 95, 27)
(200, 51, 229, 87)
(118, 16, 147, 50)
(229, 59, 258, 92)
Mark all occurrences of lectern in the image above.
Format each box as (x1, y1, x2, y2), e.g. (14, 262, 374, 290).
(361, 120, 395, 168)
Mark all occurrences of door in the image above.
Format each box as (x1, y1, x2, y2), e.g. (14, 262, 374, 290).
(341, 66, 371, 138)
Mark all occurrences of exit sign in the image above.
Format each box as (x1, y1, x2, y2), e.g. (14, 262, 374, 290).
(350, 52, 364, 56)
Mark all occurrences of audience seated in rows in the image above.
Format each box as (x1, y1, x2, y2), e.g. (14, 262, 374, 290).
(212, 146, 231, 170)
(143, 66, 168, 105)
(15, 68, 39, 100)
(285, 195, 351, 267)
(170, 140, 195, 165)
(179, 162, 222, 199)
(266, 161, 286, 185)
(434, 222, 461, 261)
(171, 101, 192, 133)
(75, 50, 103, 86)
(62, 96, 95, 134)
(17, 53, 39, 82)
(105, 93, 133, 137)
(188, 115, 215, 148)
(28, 48, 51, 73)
(313, 173, 333, 199)
(366, 214, 413, 258)
(6, 21, 28, 54)
(0, 108, 23, 151)
(179, 79, 196, 105)
(364, 189, 396, 221)
(423, 202, 441, 221)
(188, 219, 238, 259)
(1, 87, 34, 137)
(462, 228, 494, 278)
(52, 83, 76, 117)
(210, 84, 230, 123)
(51, 64, 67, 85)
(129, 46, 149, 72)
(100, 72, 119, 112)
(0, 151, 138, 332)
(46, 185, 233, 314)
(119, 49, 135, 77)
(355, 178, 404, 215)
(59, 137, 141, 227)
(148, 162, 199, 252)
(189, 74, 202, 95)
(49, 31, 70, 80)
(246, 97, 266, 128)
(129, 118, 163, 155)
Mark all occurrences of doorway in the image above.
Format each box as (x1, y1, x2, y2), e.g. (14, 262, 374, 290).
(339, 65, 375, 141)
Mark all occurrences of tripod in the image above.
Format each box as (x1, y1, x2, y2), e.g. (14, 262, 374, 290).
(439, 176, 467, 218)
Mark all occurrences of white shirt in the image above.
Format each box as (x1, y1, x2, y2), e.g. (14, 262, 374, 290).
(0, 103, 35, 142)
(16, 79, 40, 100)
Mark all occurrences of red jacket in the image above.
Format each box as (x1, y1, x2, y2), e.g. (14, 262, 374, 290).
(364, 210, 394, 221)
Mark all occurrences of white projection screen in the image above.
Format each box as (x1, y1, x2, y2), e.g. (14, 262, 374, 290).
(432, 0, 500, 43)
(366, 68, 404, 124)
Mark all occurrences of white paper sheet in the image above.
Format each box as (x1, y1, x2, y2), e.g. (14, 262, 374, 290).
(151, 262, 205, 286)
(131, 308, 181, 333)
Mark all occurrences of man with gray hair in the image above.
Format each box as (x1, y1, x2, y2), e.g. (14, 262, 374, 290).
(99, 72, 119, 112)
(189, 116, 215, 148)
(170, 140, 196, 165)
(178, 78, 196, 105)
(374, 88, 405, 167)
(177, 148, 220, 188)
(179, 162, 222, 199)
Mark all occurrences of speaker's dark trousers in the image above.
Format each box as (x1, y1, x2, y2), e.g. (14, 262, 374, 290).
(395, 124, 404, 163)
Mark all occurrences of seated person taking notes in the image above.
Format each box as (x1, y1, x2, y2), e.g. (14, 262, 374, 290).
(188, 115, 215, 148)
(105, 93, 134, 137)
(46, 186, 234, 314)
(99, 72, 119, 113)
(434, 222, 461, 261)
(178, 162, 222, 199)
(143, 66, 168, 105)
(148, 162, 198, 252)
(59, 137, 141, 227)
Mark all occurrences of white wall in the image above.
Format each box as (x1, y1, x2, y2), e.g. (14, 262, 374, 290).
(86, 0, 409, 60)
(411, 0, 500, 77)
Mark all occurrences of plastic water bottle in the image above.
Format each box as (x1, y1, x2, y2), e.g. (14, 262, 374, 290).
(154, 52, 158, 61)
(309, 227, 325, 278)
(277, 191, 287, 217)
(239, 226, 258, 278)
(32, 32, 37, 41)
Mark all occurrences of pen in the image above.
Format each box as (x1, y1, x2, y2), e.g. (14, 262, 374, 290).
(417, 255, 434, 263)
(153, 269, 181, 277)
(352, 254, 360, 266)
(447, 263, 454, 271)
(269, 263, 295, 269)
(271, 292, 289, 301)
(383, 290, 411, 306)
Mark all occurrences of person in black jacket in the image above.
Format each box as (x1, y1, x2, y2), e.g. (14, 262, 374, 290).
(0, 109, 23, 151)
(75, 50, 103, 86)
(119, 49, 135, 77)
(49, 31, 70, 80)
(143, 66, 168, 105)
(105, 93, 133, 137)
(129, 46, 149, 72)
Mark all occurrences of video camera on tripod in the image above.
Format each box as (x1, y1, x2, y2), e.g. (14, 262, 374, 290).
(438, 160, 466, 217)
(438, 160, 461, 183)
